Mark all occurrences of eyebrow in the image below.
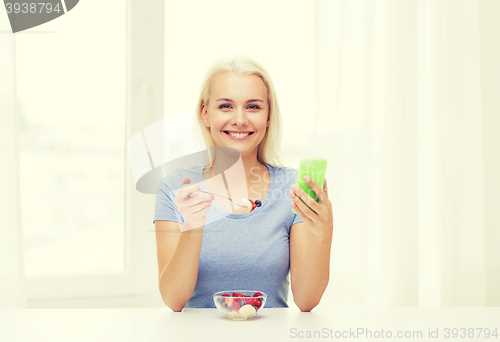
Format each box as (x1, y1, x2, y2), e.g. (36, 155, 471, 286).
(216, 98, 264, 103)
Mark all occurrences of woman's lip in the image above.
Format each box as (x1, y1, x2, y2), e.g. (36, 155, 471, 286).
(223, 131, 254, 133)
(223, 131, 254, 140)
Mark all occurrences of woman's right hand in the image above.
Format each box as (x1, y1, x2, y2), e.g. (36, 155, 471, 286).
(175, 177, 214, 230)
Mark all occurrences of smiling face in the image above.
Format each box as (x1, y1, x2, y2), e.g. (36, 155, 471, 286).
(201, 72, 270, 159)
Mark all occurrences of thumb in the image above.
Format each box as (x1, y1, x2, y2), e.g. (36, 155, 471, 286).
(181, 177, 195, 197)
(181, 177, 191, 187)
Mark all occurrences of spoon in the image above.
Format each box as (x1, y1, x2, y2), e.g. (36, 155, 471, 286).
(199, 190, 244, 208)
(181, 184, 261, 208)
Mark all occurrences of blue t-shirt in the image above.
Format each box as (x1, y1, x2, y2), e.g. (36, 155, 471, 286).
(153, 163, 304, 308)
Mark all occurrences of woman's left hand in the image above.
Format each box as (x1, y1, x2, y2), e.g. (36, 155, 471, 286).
(289, 176, 333, 239)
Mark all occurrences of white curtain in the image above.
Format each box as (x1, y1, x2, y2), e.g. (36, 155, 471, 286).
(0, 12, 27, 308)
(316, 0, 499, 307)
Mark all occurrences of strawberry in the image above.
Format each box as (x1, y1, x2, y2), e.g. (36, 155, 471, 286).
(232, 293, 247, 298)
(250, 200, 257, 211)
(255, 300, 262, 309)
(225, 297, 234, 306)
(253, 292, 263, 297)
(232, 300, 241, 312)
(245, 297, 257, 306)
(222, 294, 229, 297)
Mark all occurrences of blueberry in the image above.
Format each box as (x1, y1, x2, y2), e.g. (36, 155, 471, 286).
(240, 300, 247, 306)
(255, 200, 262, 207)
(218, 297, 225, 304)
(221, 302, 227, 309)
(253, 305, 258, 311)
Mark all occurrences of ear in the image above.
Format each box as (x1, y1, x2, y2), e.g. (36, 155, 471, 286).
(201, 103, 210, 128)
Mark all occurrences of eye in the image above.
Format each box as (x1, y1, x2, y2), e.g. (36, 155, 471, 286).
(219, 104, 231, 109)
(248, 104, 261, 110)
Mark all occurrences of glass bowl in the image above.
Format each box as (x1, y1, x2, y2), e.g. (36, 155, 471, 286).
(213, 290, 267, 320)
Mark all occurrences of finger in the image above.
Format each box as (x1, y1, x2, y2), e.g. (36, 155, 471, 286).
(290, 196, 314, 225)
(180, 183, 201, 198)
(323, 178, 328, 197)
(304, 176, 328, 203)
(185, 192, 213, 207)
(190, 201, 212, 215)
(181, 177, 192, 192)
(291, 183, 321, 213)
(291, 189, 317, 222)
(194, 204, 211, 217)
(181, 177, 193, 193)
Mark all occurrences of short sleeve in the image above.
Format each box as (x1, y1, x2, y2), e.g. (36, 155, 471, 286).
(291, 212, 304, 226)
(153, 180, 185, 225)
(285, 167, 305, 230)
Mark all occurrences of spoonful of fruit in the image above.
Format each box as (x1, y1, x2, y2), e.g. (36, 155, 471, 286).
(200, 191, 261, 212)
(199, 191, 262, 212)
(181, 184, 262, 212)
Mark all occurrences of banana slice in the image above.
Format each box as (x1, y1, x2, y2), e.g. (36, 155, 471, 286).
(239, 304, 256, 316)
(241, 198, 253, 212)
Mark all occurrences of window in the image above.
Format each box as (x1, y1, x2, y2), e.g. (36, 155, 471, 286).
(16, 0, 126, 278)
(15, 0, 163, 304)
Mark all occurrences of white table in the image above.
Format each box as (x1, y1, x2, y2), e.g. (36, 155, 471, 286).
(1, 307, 499, 341)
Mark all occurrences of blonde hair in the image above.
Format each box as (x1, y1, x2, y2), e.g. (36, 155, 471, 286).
(195, 55, 284, 168)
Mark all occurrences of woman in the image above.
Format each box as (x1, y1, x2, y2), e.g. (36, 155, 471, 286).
(154, 55, 333, 312)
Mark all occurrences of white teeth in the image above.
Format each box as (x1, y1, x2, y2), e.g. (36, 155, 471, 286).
(228, 132, 250, 138)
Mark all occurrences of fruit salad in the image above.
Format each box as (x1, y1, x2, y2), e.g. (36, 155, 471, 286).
(213, 291, 267, 320)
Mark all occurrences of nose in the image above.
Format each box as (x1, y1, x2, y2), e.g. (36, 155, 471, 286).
(231, 107, 248, 126)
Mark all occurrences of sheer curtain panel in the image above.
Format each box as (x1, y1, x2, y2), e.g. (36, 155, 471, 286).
(315, 0, 498, 307)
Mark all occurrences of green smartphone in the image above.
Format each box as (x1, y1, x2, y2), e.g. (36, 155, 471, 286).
(292, 157, 328, 214)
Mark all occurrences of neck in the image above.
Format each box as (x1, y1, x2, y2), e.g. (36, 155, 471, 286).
(241, 154, 264, 176)
(205, 147, 265, 183)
